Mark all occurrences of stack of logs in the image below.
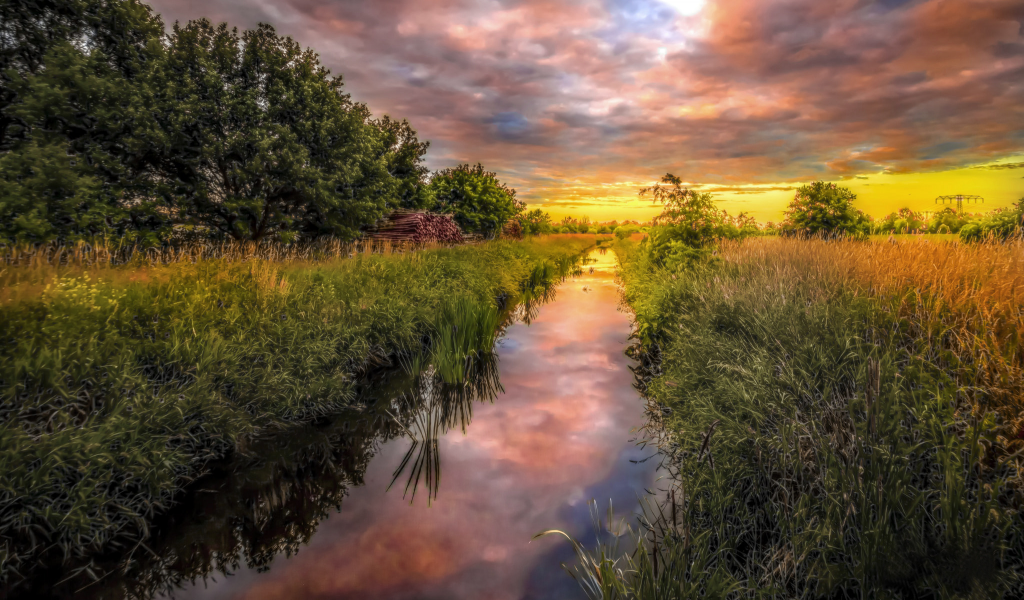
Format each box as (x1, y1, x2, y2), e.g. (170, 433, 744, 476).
(366, 211, 464, 244)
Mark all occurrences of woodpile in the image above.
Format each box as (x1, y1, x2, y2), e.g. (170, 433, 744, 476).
(501, 219, 523, 240)
(365, 211, 464, 244)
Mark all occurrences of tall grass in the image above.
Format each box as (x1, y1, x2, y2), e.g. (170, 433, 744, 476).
(0, 236, 591, 590)
(717, 237, 1024, 443)
(551, 237, 1023, 599)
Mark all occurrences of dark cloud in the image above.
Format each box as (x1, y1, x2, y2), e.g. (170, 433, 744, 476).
(977, 162, 1024, 170)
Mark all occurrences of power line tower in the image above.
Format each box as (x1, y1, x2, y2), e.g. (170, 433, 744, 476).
(935, 194, 983, 215)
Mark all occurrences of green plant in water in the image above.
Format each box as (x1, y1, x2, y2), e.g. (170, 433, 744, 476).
(536, 498, 741, 600)
(430, 297, 501, 384)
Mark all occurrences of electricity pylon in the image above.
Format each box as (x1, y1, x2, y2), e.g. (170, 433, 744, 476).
(935, 195, 983, 215)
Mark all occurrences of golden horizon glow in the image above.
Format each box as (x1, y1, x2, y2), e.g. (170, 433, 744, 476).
(529, 155, 1024, 224)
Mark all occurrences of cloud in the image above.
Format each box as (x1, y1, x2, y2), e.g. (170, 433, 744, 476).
(977, 161, 1024, 170)
(146, 0, 1024, 206)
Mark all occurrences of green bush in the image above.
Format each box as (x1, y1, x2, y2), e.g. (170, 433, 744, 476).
(959, 200, 1023, 242)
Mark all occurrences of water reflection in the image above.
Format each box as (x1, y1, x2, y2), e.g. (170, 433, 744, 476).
(34, 248, 656, 600)
(388, 355, 503, 504)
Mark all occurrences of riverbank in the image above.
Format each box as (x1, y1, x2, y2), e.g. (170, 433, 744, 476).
(0, 235, 595, 590)
(595, 236, 1024, 598)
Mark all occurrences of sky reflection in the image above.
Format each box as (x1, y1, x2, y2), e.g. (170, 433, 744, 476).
(167, 250, 656, 600)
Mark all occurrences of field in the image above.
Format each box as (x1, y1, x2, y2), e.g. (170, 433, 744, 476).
(0, 235, 594, 587)
(561, 236, 1024, 598)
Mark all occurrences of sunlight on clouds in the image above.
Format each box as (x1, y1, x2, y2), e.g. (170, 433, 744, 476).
(658, 0, 706, 17)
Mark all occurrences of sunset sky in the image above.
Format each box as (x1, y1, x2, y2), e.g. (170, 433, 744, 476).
(150, 0, 1024, 222)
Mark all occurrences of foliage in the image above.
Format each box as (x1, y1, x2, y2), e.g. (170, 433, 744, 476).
(959, 199, 1024, 242)
(601, 236, 1024, 598)
(926, 207, 970, 234)
(520, 208, 553, 235)
(429, 163, 523, 238)
(875, 207, 925, 234)
(781, 181, 870, 237)
(0, 0, 162, 151)
(134, 20, 429, 241)
(614, 225, 640, 240)
(1, 5, 430, 244)
(0, 236, 592, 588)
(641, 174, 722, 247)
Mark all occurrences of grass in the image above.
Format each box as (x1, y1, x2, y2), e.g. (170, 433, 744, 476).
(551, 236, 1024, 599)
(0, 235, 592, 589)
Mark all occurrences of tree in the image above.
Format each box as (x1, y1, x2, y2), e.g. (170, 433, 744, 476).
(429, 163, 521, 238)
(641, 173, 722, 247)
(0, 1, 167, 243)
(0, 0, 162, 152)
(781, 181, 869, 237)
(1, 8, 432, 244)
(927, 207, 969, 234)
(520, 208, 552, 235)
(130, 20, 429, 241)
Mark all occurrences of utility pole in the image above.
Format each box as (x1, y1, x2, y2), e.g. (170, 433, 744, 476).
(935, 195, 983, 215)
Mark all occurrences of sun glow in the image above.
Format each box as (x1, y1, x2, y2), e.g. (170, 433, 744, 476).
(658, 0, 706, 16)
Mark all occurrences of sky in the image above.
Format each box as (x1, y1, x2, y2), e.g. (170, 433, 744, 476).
(148, 0, 1024, 222)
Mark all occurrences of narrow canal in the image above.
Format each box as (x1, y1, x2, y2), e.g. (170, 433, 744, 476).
(89, 248, 657, 600)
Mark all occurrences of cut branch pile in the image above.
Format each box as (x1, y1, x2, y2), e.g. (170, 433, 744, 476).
(366, 211, 464, 244)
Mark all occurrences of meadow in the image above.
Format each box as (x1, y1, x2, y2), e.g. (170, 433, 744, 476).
(552, 235, 1024, 599)
(0, 235, 593, 588)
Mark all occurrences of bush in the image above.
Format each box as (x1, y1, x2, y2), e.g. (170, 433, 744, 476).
(959, 199, 1024, 242)
(614, 225, 639, 240)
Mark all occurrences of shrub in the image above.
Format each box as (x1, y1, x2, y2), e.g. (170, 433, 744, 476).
(614, 225, 640, 240)
(959, 199, 1024, 242)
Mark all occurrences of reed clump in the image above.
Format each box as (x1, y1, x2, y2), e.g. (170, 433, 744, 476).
(567, 236, 1024, 599)
(717, 237, 1024, 447)
(0, 236, 592, 590)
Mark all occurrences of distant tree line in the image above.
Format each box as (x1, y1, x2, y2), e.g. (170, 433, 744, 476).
(0, 1, 521, 245)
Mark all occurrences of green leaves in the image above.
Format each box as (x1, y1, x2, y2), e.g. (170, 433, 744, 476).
(782, 181, 870, 237)
(1, 8, 431, 244)
(428, 163, 522, 238)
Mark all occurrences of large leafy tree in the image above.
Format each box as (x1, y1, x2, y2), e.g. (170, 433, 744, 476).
(429, 163, 522, 238)
(133, 20, 429, 241)
(0, 0, 166, 243)
(1, 5, 431, 244)
(782, 181, 870, 237)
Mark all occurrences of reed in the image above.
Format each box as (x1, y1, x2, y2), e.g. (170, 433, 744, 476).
(716, 237, 1024, 443)
(553, 237, 1024, 598)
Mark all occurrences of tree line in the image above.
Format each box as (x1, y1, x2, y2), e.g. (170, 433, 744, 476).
(0, 1, 521, 245)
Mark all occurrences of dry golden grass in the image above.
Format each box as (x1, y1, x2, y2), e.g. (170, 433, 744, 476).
(0, 238, 427, 305)
(719, 236, 1024, 436)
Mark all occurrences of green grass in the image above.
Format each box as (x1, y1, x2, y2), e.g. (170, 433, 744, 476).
(550, 238, 1023, 599)
(0, 236, 591, 587)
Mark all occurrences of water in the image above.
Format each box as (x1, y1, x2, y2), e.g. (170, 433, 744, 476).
(74, 249, 658, 600)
